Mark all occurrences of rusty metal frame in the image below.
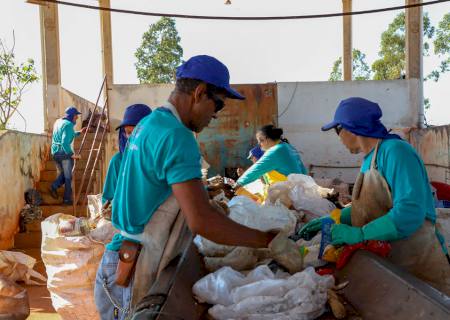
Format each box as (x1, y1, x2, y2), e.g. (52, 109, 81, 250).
(72, 76, 109, 215)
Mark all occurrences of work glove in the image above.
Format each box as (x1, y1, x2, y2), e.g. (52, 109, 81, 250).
(298, 208, 351, 240)
(268, 231, 303, 273)
(331, 214, 400, 246)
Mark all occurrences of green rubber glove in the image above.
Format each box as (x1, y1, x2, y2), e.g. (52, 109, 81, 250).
(297, 218, 323, 240)
(332, 214, 400, 245)
(331, 224, 363, 245)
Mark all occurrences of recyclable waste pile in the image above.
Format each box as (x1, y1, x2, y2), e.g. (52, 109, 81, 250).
(193, 265, 335, 320)
(194, 196, 297, 271)
(266, 174, 336, 216)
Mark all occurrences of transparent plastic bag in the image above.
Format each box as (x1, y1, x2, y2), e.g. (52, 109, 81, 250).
(193, 266, 334, 320)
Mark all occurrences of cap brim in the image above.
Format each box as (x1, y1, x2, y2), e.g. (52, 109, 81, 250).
(321, 121, 339, 131)
(75, 111, 82, 115)
(225, 86, 245, 100)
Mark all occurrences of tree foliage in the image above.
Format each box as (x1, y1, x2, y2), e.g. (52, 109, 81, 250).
(135, 17, 183, 84)
(0, 33, 39, 130)
(329, 49, 372, 81)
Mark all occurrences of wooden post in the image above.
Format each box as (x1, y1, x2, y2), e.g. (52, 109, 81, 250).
(405, 0, 424, 127)
(40, 2, 61, 132)
(99, 0, 114, 87)
(342, 0, 352, 81)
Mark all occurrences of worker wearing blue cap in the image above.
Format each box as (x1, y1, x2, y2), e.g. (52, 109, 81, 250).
(101, 104, 152, 206)
(298, 97, 449, 294)
(95, 55, 303, 318)
(49, 106, 87, 205)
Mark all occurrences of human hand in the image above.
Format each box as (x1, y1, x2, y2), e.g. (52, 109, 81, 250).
(80, 127, 88, 134)
(71, 154, 81, 160)
(236, 167, 245, 177)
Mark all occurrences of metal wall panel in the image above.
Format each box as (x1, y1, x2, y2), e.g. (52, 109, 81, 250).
(198, 83, 277, 177)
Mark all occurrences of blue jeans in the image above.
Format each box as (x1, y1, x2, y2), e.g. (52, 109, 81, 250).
(51, 152, 74, 203)
(94, 249, 133, 320)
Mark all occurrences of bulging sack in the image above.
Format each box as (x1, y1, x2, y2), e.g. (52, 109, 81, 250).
(41, 213, 116, 320)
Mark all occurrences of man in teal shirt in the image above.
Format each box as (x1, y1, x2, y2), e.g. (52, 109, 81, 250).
(102, 104, 151, 205)
(95, 56, 305, 319)
(50, 106, 86, 205)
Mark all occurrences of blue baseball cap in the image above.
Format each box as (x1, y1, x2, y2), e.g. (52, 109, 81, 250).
(247, 146, 264, 160)
(176, 55, 245, 100)
(321, 97, 401, 139)
(116, 104, 152, 130)
(65, 106, 82, 116)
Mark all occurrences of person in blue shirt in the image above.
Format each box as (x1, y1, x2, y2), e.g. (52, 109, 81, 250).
(101, 104, 152, 206)
(298, 97, 449, 294)
(94, 55, 304, 319)
(236, 125, 307, 189)
(49, 106, 86, 205)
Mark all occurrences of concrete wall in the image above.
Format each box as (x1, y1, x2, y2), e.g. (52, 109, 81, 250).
(277, 79, 420, 183)
(408, 125, 450, 184)
(0, 130, 50, 249)
(60, 87, 96, 131)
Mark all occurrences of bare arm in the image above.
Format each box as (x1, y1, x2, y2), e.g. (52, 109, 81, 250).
(172, 179, 275, 248)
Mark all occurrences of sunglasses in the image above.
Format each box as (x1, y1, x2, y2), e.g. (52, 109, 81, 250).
(334, 125, 343, 136)
(207, 92, 225, 113)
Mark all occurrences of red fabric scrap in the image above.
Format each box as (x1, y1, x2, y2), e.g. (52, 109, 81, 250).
(336, 240, 391, 270)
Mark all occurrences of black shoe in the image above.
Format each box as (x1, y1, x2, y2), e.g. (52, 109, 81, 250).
(63, 200, 73, 206)
(48, 187, 58, 199)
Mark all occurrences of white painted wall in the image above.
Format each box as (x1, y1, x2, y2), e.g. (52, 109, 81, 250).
(278, 80, 421, 183)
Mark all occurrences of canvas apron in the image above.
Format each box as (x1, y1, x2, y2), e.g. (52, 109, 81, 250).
(351, 141, 450, 295)
(127, 194, 190, 311)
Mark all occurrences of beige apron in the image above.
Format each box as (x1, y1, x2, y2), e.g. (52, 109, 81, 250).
(351, 141, 450, 295)
(129, 194, 190, 310)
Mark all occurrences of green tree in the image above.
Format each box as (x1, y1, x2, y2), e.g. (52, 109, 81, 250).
(0, 33, 39, 130)
(426, 12, 450, 81)
(135, 17, 183, 84)
(329, 49, 372, 81)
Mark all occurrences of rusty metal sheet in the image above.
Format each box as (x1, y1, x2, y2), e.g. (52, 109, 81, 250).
(198, 83, 278, 177)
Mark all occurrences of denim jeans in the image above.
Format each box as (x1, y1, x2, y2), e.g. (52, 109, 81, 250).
(51, 152, 74, 203)
(94, 249, 133, 320)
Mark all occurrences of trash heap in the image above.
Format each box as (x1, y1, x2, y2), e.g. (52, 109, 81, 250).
(194, 173, 354, 319)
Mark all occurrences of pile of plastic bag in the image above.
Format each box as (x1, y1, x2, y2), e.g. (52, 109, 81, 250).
(0, 274, 30, 320)
(0, 251, 46, 286)
(266, 174, 336, 216)
(193, 265, 334, 320)
(194, 196, 297, 271)
(41, 194, 117, 320)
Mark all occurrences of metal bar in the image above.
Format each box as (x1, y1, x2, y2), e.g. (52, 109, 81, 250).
(83, 114, 109, 209)
(72, 76, 107, 214)
(75, 97, 108, 207)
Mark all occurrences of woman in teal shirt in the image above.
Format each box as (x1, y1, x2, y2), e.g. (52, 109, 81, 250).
(102, 104, 152, 204)
(236, 125, 307, 189)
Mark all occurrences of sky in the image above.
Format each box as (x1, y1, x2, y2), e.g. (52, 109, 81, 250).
(1, 0, 449, 133)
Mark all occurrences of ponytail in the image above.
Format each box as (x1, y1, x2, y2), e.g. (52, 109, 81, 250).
(259, 124, 289, 144)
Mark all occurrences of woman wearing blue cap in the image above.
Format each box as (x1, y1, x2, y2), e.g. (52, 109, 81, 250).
(235, 124, 307, 198)
(49, 106, 87, 205)
(101, 104, 152, 207)
(298, 97, 449, 294)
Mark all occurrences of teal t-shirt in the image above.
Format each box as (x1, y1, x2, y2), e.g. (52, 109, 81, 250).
(237, 142, 307, 186)
(102, 152, 123, 204)
(356, 138, 436, 239)
(107, 108, 202, 251)
(51, 118, 80, 155)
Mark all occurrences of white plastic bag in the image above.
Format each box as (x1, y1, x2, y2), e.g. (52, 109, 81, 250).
(194, 196, 297, 257)
(0, 251, 46, 285)
(193, 265, 334, 320)
(267, 175, 335, 216)
(41, 213, 116, 320)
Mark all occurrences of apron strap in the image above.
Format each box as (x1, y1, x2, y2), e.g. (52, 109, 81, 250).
(370, 140, 381, 170)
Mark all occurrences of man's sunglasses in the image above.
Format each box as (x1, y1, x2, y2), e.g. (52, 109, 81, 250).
(207, 92, 225, 113)
(334, 125, 343, 136)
